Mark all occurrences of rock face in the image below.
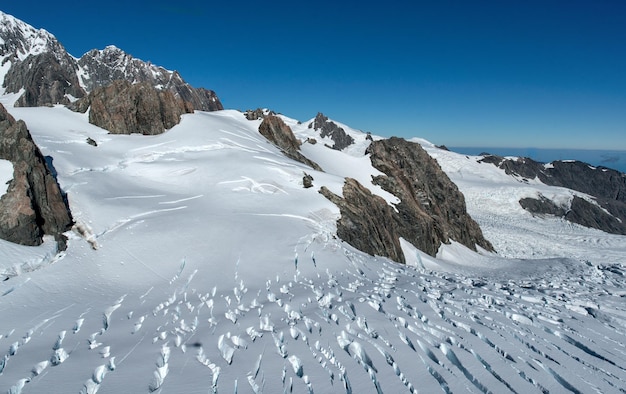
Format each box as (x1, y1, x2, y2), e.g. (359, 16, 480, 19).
(4, 52, 85, 107)
(0, 104, 73, 247)
(322, 137, 493, 262)
(1, 11, 85, 106)
(482, 155, 626, 235)
(78, 80, 193, 135)
(308, 112, 354, 150)
(321, 179, 406, 262)
(258, 115, 323, 171)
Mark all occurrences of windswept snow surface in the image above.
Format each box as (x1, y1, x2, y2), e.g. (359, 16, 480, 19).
(0, 107, 625, 393)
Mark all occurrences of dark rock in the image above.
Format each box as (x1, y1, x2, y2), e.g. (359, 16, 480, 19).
(0, 12, 86, 107)
(365, 132, 373, 141)
(566, 196, 626, 234)
(519, 195, 566, 216)
(244, 108, 276, 120)
(303, 173, 314, 188)
(258, 115, 323, 171)
(0, 15, 222, 111)
(367, 138, 493, 256)
(79, 80, 193, 135)
(321, 137, 493, 262)
(4, 52, 85, 107)
(0, 104, 73, 247)
(86, 137, 97, 147)
(306, 138, 317, 145)
(436, 145, 449, 151)
(483, 155, 626, 235)
(308, 112, 354, 150)
(320, 179, 405, 262)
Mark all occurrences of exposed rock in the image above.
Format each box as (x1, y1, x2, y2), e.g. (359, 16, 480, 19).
(320, 180, 405, 262)
(258, 115, 323, 171)
(303, 173, 314, 188)
(86, 137, 97, 147)
(308, 112, 354, 150)
(1, 12, 86, 107)
(519, 195, 566, 217)
(566, 196, 626, 234)
(482, 155, 626, 234)
(0, 104, 73, 247)
(321, 137, 493, 262)
(306, 138, 317, 145)
(4, 52, 85, 107)
(367, 138, 493, 256)
(244, 108, 276, 120)
(77, 80, 193, 135)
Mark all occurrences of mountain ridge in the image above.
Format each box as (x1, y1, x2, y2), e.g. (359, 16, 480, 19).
(0, 10, 222, 113)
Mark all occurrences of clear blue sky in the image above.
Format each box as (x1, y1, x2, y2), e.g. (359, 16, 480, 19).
(3, 1, 625, 149)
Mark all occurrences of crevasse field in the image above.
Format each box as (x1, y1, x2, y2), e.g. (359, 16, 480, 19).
(1, 105, 625, 393)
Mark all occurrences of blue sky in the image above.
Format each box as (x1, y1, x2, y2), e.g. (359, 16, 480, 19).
(3, 1, 625, 149)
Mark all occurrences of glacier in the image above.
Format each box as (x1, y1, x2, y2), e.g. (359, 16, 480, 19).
(0, 105, 624, 393)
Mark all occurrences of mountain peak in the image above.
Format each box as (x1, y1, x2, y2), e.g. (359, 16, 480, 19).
(0, 10, 62, 62)
(0, 11, 222, 111)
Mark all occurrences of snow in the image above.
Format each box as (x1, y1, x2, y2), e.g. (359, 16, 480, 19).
(0, 105, 625, 393)
(0, 159, 13, 196)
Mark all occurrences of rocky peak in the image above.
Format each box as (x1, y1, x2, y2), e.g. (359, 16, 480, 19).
(308, 112, 354, 150)
(0, 11, 64, 62)
(0, 12, 222, 111)
(77, 46, 222, 112)
(258, 115, 322, 171)
(1, 11, 83, 105)
(0, 103, 73, 248)
(321, 137, 493, 262)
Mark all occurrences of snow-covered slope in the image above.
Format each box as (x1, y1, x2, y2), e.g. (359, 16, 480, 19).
(1, 106, 624, 393)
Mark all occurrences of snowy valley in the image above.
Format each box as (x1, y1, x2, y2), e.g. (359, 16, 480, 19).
(0, 10, 625, 394)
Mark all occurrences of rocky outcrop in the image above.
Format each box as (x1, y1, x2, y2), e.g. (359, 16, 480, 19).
(482, 154, 626, 235)
(320, 179, 406, 262)
(258, 115, 322, 171)
(76, 80, 193, 135)
(308, 112, 354, 150)
(4, 52, 85, 107)
(321, 137, 493, 262)
(0, 104, 73, 247)
(244, 108, 276, 120)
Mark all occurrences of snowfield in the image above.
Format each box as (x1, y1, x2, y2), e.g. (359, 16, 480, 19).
(1, 106, 625, 393)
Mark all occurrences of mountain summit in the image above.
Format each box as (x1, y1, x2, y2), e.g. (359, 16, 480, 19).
(0, 11, 222, 111)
